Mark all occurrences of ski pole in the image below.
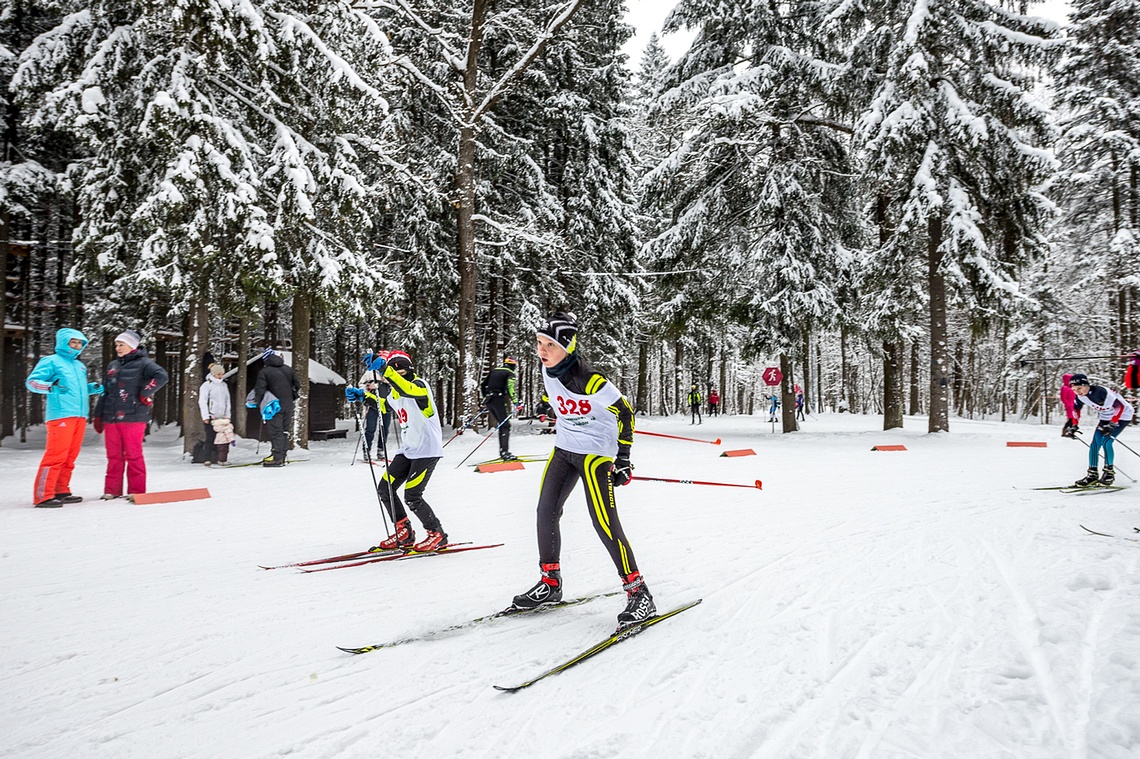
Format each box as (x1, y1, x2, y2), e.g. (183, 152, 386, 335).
(370, 409, 396, 537)
(351, 401, 364, 466)
(443, 406, 488, 448)
(631, 475, 762, 490)
(1074, 433, 1136, 483)
(455, 410, 515, 468)
(634, 430, 721, 446)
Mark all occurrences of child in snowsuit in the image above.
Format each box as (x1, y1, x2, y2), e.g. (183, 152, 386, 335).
(512, 312, 655, 627)
(481, 356, 521, 459)
(357, 352, 392, 461)
(1069, 373, 1134, 486)
(25, 328, 103, 507)
(687, 385, 702, 425)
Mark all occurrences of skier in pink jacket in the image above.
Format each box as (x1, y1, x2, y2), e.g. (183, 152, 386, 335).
(1060, 373, 1080, 438)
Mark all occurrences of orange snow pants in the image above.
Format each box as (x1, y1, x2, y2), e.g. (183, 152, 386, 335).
(33, 417, 87, 504)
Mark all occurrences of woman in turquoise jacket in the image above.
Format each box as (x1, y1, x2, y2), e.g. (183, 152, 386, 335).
(25, 328, 103, 507)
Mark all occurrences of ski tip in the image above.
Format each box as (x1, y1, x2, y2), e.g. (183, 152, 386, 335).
(713, 438, 722, 445)
(754, 480, 763, 490)
(493, 684, 523, 694)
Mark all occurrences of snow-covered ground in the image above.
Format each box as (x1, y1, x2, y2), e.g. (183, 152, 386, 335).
(2, 411, 1139, 759)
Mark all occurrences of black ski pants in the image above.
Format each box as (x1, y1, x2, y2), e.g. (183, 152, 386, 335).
(486, 395, 512, 454)
(378, 454, 443, 533)
(534, 448, 638, 578)
(265, 412, 290, 462)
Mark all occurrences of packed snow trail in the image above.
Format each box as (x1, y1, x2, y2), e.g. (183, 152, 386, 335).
(2, 413, 1139, 758)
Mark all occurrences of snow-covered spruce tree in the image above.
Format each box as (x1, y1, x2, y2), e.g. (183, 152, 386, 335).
(848, 0, 1058, 432)
(1053, 0, 1140, 356)
(649, 0, 860, 432)
(367, 0, 590, 422)
(15, 0, 397, 449)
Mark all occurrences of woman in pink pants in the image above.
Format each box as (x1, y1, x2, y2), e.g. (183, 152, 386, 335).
(94, 330, 169, 498)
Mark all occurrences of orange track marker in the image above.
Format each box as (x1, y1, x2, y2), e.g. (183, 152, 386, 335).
(476, 461, 526, 473)
(129, 488, 211, 505)
(720, 449, 756, 457)
(871, 445, 907, 452)
(1007, 441, 1048, 448)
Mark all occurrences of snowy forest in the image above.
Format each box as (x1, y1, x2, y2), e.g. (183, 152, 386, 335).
(1, 0, 1137, 449)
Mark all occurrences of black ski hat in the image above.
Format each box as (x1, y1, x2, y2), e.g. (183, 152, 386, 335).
(537, 312, 577, 353)
(387, 350, 413, 372)
(1069, 373, 1090, 387)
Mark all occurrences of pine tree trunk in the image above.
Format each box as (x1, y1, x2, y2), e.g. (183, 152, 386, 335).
(0, 210, 8, 446)
(719, 348, 728, 415)
(454, 0, 489, 426)
(292, 292, 311, 449)
(928, 215, 950, 432)
(802, 332, 811, 414)
(235, 316, 249, 438)
(883, 340, 904, 429)
(635, 339, 648, 414)
(182, 300, 209, 453)
(909, 341, 921, 415)
(780, 353, 797, 432)
(673, 340, 683, 415)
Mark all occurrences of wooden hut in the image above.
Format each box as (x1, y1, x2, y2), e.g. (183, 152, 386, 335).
(225, 351, 347, 442)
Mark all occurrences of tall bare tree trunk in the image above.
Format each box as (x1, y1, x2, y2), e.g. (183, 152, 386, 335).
(779, 353, 797, 431)
(291, 293, 311, 449)
(909, 341, 921, 415)
(928, 215, 950, 432)
(635, 339, 648, 414)
(182, 299, 209, 453)
(235, 316, 249, 438)
(883, 340, 904, 429)
(0, 210, 8, 446)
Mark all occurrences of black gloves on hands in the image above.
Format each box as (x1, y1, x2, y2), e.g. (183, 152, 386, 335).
(612, 454, 633, 487)
(1097, 420, 1117, 436)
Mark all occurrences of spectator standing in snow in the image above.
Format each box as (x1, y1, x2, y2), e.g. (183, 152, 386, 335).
(481, 356, 521, 460)
(95, 330, 169, 498)
(1060, 373, 1080, 438)
(25, 328, 103, 507)
(708, 388, 720, 417)
(251, 348, 300, 467)
(1069, 373, 1134, 487)
(198, 362, 232, 465)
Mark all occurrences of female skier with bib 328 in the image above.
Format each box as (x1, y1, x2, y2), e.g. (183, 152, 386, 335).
(510, 312, 655, 626)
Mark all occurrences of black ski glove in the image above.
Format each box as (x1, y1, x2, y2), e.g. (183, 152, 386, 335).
(612, 454, 633, 487)
(1097, 420, 1117, 435)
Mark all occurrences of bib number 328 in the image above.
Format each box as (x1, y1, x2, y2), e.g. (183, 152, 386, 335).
(557, 396, 592, 415)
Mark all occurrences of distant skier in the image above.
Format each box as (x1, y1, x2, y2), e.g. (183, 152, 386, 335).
(1060, 373, 1080, 438)
(1069, 373, 1134, 487)
(708, 388, 720, 417)
(795, 385, 806, 422)
(368, 350, 449, 553)
(512, 311, 655, 626)
(357, 351, 391, 461)
(687, 384, 702, 425)
(768, 394, 780, 423)
(481, 356, 521, 460)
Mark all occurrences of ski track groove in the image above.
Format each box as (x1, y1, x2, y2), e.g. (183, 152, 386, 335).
(981, 538, 1074, 754)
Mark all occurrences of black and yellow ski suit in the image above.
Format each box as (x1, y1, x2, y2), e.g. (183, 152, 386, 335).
(536, 354, 638, 577)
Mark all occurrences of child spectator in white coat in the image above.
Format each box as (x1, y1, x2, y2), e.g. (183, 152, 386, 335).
(198, 363, 232, 465)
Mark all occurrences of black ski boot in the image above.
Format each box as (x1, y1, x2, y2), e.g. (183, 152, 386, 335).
(1074, 467, 1100, 487)
(499, 450, 517, 461)
(512, 563, 562, 609)
(617, 572, 656, 626)
(1100, 465, 1116, 486)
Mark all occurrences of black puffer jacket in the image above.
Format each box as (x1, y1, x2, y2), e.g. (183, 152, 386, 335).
(255, 353, 301, 416)
(97, 347, 170, 424)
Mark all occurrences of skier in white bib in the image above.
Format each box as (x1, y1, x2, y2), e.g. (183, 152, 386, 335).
(510, 312, 655, 626)
(1069, 373, 1134, 487)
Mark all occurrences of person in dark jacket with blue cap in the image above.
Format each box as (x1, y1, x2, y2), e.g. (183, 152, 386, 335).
(252, 348, 300, 466)
(25, 328, 103, 507)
